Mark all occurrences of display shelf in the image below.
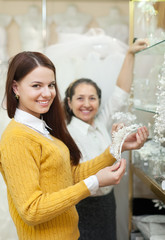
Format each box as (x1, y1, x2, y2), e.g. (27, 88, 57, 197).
(133, 40, 165, 113)
(136, 40, 165, 55)
(133, 106, 156, 114)
(131, 164, 165, 203)
(129, 1, 165, 238)
(132, 40, 165, 200)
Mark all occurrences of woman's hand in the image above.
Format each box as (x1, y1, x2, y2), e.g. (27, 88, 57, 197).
(128, 38, 149, 55)
(95, 159, 126, 187)
(122, 126, 149, 152)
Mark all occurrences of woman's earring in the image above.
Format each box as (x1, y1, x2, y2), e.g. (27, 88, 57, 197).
(15, 94, 19, 100)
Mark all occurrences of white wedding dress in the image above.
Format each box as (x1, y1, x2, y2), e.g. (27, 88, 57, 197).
(45, 28, 127, 103)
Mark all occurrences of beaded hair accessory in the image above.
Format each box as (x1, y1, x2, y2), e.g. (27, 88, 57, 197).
(111, 111, 141, 161)
(111, 123, 141, 161)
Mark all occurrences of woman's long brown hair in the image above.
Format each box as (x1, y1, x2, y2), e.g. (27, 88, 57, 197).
(5, 51, 81, 165)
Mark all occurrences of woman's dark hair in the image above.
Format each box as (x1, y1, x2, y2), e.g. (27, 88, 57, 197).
(5, 51, 81, 165)
(63, 78, 101, 124)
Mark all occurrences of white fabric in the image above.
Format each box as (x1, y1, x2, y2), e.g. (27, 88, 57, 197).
(133, 215, 165, 240)
(150, 236, 165, 240)
(84, 175, 99, 196)
(67, 85, 129, 196)
(45, 28, 128, 105)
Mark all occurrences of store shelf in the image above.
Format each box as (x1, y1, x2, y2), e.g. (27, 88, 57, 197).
(133, 106, 156, 114)
(131, 164, 165, 203)
(129, 1, 165, 238)
(136, 40, 165, 55)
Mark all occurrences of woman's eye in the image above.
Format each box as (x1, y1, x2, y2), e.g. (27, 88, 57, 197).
(32, 84, 40, 88)
(49, 83, 56, 88)
(90, 97, 97, 101)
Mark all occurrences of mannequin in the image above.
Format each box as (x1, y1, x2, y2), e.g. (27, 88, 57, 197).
(14, 5, 44, 51)
(49, 4, 92, 36)
(0, 14, 12, 62)
(96, 6, 129, 43)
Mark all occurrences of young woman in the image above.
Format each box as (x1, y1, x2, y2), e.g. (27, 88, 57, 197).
(63, 39, 149, 240)
(0, 51, 133, 240)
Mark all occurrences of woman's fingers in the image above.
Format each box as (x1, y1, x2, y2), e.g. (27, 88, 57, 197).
(96, 158, 126, 187)
(114, 158, 126, 177)
(129, 38, 149, 53)
(110, 161, 121, 171)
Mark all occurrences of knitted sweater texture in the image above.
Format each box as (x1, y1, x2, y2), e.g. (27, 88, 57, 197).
(0, 119, 116, 240)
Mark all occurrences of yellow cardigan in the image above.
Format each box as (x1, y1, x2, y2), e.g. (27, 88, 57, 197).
(0, 119, 116, 240)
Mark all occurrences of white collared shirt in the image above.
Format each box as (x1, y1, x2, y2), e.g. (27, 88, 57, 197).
(14, 108, 52, 140)
(67, 86, 129, 196)
(14, 108, 99, 196)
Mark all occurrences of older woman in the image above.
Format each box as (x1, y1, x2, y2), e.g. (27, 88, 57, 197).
(63, 39, 149, 240)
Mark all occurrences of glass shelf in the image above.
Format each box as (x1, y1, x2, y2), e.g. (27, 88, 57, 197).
(131, 164, 165, 203)
(136, 40, 165, 55)
(133, 40, 165, 112)
(129, 1, 165, 237)
(133, 106, 156, 114)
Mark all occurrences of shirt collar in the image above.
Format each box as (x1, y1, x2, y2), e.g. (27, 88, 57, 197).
(70, 116, 97, 135)
(14, 108, 51, 136)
